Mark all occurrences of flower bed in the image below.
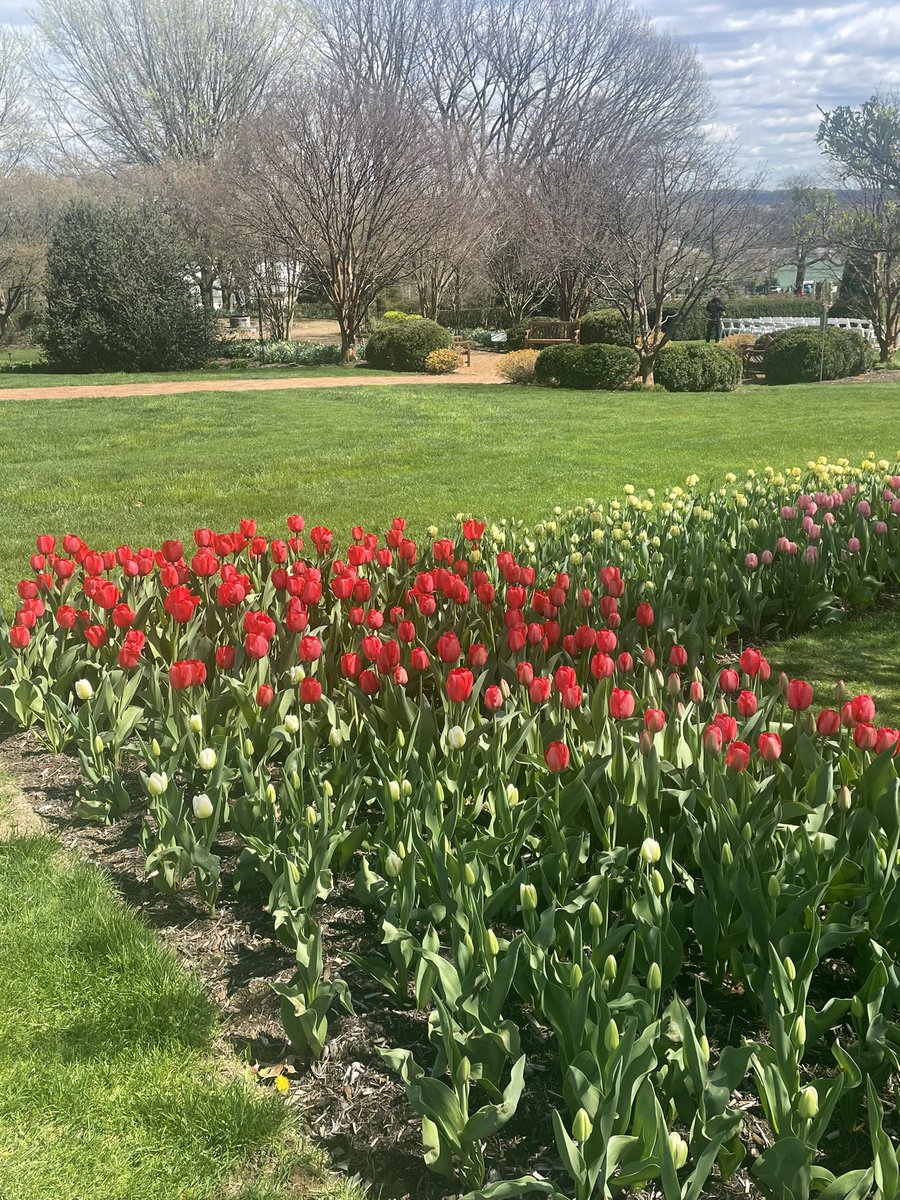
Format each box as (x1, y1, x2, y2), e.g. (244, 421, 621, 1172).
(2, 456, 900, 1198)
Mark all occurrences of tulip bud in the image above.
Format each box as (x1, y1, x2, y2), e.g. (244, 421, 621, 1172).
(284, 714, 300, 734)
(668, 1131, 689, 1169)
(306, 805, 318, 824)
(384, 851, 402, 877)
(288, 861, 301, 883)
(455, 1056, 471, 1086)
(401, 779, 412, 796)
(603, 954, 617, 981)
(767, 875, 781, 899)
(464, 932, 475, 955)
(604, 806, 615, 829)
(520, 883, 538, 912)
(435, 780, 444, 803)
(464, 861, 477, 886)
(75, 678, 94, 701)
(791, 1014, 806, 1049)
(243, 738, 254, 757)
(570, 962, 583, 988)
(289, 770, 300, 790)
(388, 780, 401, 803)
(147, 771, 168, 796)
(835, 679, 848, 704)
(486, 928, 499, 957)
(572, 1108, 593, 1144)
(640, 837, 661, 864)
(329, 726, 343, 747)
(198, 747, 217, 771)
(266, 783, 277, 804)
(395, 840, 406, 859)
(699, 1034, 710, 1063)
(93, 734, 104, 755)
(151, 738, 161, 759)
(666, 672, 681, 696)
(506, 783, 520, 807)
(652, 869, 665, 896)
(836, 785, 852, 812)
(721, 840, 733, 867)
(192, 793, 213, 819)
(647, 962, 662, 991)
(188, 712, 203, 733)
(797, 1086, 819, 1120)
(588, 901, 603, 928)
(639, 730, 653, 756)
(742, 822, 752, 843)
(784, 956, 797, 982)
(604, 1018, 620, 1051)
(878, 847, 888, 870)
(448, 725, 466, 750)
(397, 729, 405, 748)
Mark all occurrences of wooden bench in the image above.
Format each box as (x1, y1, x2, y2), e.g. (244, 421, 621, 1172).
(453, 336, 472, 367)
(524, 321, 580, 349)
(740, 341, 767, 376)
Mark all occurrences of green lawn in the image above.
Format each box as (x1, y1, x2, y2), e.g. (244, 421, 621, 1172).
(767, 603, 900, 725)
(0, 381, 897, 599)
(0, 361, 391, 388)
(0, 830, 361, 1200)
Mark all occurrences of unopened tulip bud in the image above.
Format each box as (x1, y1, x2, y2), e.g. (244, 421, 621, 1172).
(151, 738, 161, 758)
(266, 783, 277, 804)
(604, 806, 615, 828)
(721, 840, 733, 867)
(455, 1056, 471, 1086)
(396, 729, 405, 748)
(570, 962, 583, 987)
(791, 1015, 806, 1049)
(797, 1086, 819, 1120)
(640, 837, 662, 864)
(384, 851, 402, 877)
(667, 672, 681, 696)
(520, 883, 538, 912)
(329, 726, 343, 747)
(395, 841, 406, 858)
(288, 861, 300, 883)
(289, 770, 300, 789)
(75, 678, 94, 701)
(464, 932, 475, 955)
(742, 822, 752, 843)
(306, 805, 318, 824)
(603, 954, 617, 981)
(506, 783, 519, 807)
(401, 779, 412, 796)
(464, 861, 477, 886)
(93, 734, 104, 755)
(243, 738, 254, 756)
(435, 780, 444, 803)
(836, 785, 852, 812)
(699, 1034, 710, 1063)
(192, 793, 213, 819)
(835, 679, 848, 704)
(388, 780, 400, 802)
(668, 1131, 689, 1169)
(639, 730, 653, 756)
(604, 1017, 620, 1051)
(653, 669, 664, 689)
(486, 928, 499, 956)
(284, 714, 299, 734)
(784, 956, 797, 981)
(652, 869, 665, 895)
(572, 1108, 593, 1144)
(648, 962, 662, 991)
(689, 680, 704, 704)
(588, 901, 603, 927)
(878, 847, 888, 870)
(188, 713, 203, 733)
(767, 875, 781, 899)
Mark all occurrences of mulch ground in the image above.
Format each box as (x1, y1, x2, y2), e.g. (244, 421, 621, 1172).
(0, 725, 830, 1200)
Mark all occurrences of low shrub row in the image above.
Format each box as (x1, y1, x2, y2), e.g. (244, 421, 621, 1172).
(763, 327, 875, 384)
(534, 343, 640, 390)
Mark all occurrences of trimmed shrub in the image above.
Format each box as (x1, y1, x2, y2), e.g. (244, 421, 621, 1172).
(382, 310, 421, 321)
(41, 199, 215, 372)
(504, 323, 528, 351)
(654, 343, 741, 392)
(580, 308, 633, 347)
(424, 348, 461, 374)
(364, 318, 454, 371)
(534, 344, 639, 390)
(762, 327, 876, 384)
(497, 349, 539, 384)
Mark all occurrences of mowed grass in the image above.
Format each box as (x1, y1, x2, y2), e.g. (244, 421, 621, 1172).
(0, 381, 898, 580)
(767, 603, 900, 725)
(0, 830, 362, 1200)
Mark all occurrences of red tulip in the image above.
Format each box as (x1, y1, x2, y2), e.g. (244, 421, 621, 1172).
(545, 740, 570, 772)
(739, 647, 762, 676)
(359, 669, 380, 696)
(244, 633, 270, 660)
(255, 683, 274, 707)
(561, 685, 582, 710)
(816, 708, 841, 736)
(462, 518, 486, 541)
(169, 661, 195, 690)
(737, 690, 758, 718)
(713, 713, 737, 743)
(719, 669, 740, 694)
(609, 688, 635, 719)
(36, 534, 56, 555)
(853, 723, 877, 750)
(758, 732, 782, 762)
(287, 514, 305, 533)
(644, 708, 666, 734)
(875, 728, 900, 755)
(340, 652, 362, 678)
(516, 661, 534, 687)
(725, 741, 751, 771)
(636, 602, 654, 628)
(84, 624, 107, 649)
(590, 652, 614, 680)
(786, 679, 814, 712)
(850, 694, 876, 724)
(410, 648, 430, 672)
(112, 603, 136, 629)
(216, 645, 236, 670)
(8, 625, 30, 649)
(300, 677, 322, 704)
(554, 665, 577, 694)
(669, 645, 688, 669)
(160, 539, 184, 563)
(484, 684, 503, 710)
(446, 667, 474, 703)
(529, 676, 552, 703)
(436, 631, 462, 663)
(299, 635, 322, 662)
(702, 724, 723, 753)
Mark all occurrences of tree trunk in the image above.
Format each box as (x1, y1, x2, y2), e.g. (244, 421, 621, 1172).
(639, 350, 655, 386)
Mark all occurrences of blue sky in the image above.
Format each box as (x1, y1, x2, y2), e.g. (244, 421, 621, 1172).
(2, 0, 897, 178)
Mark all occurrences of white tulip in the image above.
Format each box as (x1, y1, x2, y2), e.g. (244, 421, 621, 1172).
(448, 725, 466, 750)
(147, 771, 168, 796)
(198, 747, 217, 771)
(188, 713, 203, 733)
(74, 679, 94, 701)
(284, 714, 300, 734)
(192, 793, 213, 819)
(640, 837, 662, 864)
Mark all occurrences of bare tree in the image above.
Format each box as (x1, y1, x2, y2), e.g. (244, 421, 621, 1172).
(780, 176, 839, 294)
(0, 27, 34, 174)
(33, 0, 303, 165)
(597, 137, 767, 384)
(241, 82, 453, 359)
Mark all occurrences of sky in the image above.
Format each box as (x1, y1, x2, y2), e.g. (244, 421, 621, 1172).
(2, 0, 897, 179)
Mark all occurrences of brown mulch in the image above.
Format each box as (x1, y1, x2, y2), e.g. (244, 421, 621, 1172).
(0, 726, 812, 1200)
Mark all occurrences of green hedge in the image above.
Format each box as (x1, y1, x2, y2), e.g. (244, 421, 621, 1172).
(654, 343, 741, 392)
(579, 308, 633, 347)
(534, 344, 639, 390)
(364, 318, 454, 371)
(762, 327, 875, 384)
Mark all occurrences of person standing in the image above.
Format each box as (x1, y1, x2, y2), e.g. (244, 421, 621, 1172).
(705, 291, 726, 342)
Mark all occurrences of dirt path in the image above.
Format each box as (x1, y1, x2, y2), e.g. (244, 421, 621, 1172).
(0, 350, 505, 401)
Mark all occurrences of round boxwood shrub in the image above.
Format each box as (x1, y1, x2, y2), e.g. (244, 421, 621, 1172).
(762, 327, 875, 384)
(364, 318, 454, 371)
(579, 308, 633, 347)
(534, 344, 639, 390)
(654, 342, 741, 392)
